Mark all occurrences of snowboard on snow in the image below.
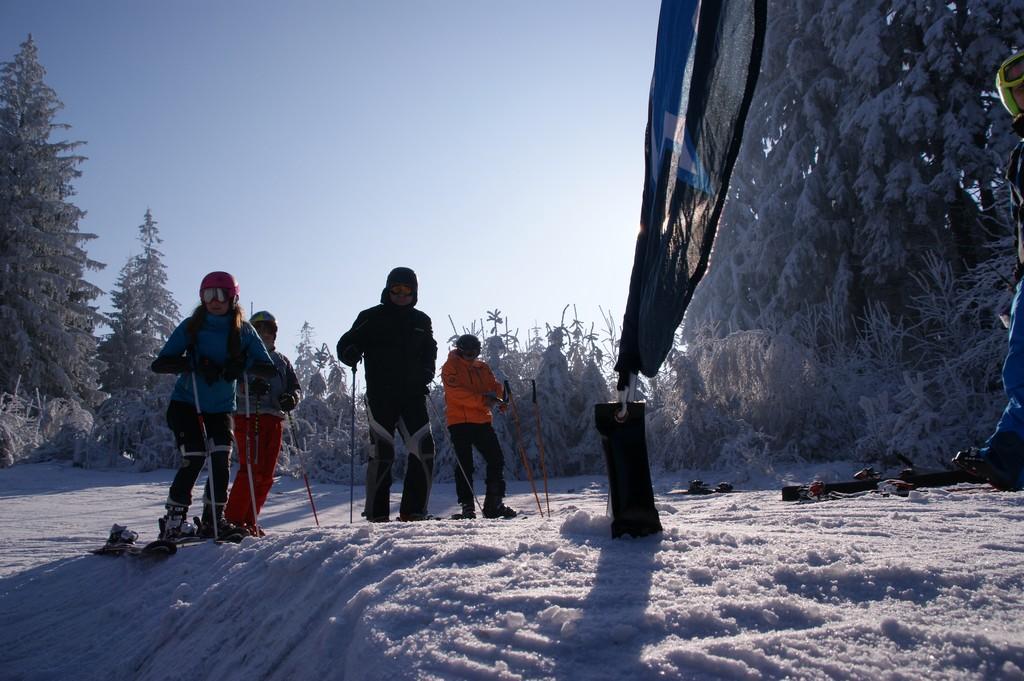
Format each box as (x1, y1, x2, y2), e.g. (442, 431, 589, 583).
(594, 401, 662, 539)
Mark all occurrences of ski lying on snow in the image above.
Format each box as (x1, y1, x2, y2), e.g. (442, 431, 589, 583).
(782, 468, 988, 502)
(666, 480, 738, 496)
(448, 513, 527, 520)
(91, 538, 178, 558)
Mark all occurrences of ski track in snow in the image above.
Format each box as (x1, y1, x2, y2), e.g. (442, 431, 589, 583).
(2, 463, 1024, 680)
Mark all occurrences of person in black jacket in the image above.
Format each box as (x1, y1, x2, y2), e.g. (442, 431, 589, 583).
(338, 267, 438, 521)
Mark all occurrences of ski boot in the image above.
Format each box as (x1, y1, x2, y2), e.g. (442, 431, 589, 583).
(106, 523, 138, 546)
(452, 503, 476, 520)
(198, 518, 247, 541)
(953, 432, 1024, 491)
(398, 512, 438, 521)
(687, 479, 714, 494)
(197, 506, 247, 542)
(159, 503, 197, 540)
(483, 497, 518, 519)
(241, 523, 265, 537)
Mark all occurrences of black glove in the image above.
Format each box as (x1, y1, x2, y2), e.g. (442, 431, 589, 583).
(278, 392, 298, 412)
(151, 355, 190, 374)
(341, 344, 362, 367)
(222, 354, 247, 381)
(198, 357, 222, 385)
(249, 377, 271, 397)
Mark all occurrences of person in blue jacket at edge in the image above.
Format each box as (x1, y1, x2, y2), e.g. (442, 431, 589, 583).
(150, 271, 276, 539)
(954, 50, 1024, 491)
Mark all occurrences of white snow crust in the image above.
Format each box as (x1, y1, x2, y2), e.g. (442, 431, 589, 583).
(2, 463, 1024, 680)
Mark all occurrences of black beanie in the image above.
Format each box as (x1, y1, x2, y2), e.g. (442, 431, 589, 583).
(382, 266, 419, 306)
(386, 267, 418, 290)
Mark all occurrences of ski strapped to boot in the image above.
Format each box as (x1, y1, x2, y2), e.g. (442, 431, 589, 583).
(92, 524, 178, 558)
(782, 467, 988, 502)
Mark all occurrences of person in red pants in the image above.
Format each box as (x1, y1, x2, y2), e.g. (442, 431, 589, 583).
(224, 310, 302, 534)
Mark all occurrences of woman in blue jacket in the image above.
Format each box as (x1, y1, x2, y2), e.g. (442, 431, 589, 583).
(151, 271, 275, 539)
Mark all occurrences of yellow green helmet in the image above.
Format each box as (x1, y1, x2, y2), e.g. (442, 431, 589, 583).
(250, 310, 277, 332)
(997, 49, 1024, 116)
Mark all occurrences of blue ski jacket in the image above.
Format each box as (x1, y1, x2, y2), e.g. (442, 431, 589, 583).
(157, 313, 274, 414)
(985, 138, 1024, 451)
(1009, 139, 1024, 268)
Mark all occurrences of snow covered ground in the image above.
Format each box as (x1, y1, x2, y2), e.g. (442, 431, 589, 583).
(3, 461, 1024, 680)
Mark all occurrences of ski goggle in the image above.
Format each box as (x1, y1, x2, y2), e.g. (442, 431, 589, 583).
(253, 321, 278, 334)
(201, 287, 233, 304)
(389, 284, 414, 296)
(997, 50, 1024, 116)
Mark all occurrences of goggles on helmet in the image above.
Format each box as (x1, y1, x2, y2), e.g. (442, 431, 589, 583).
(389, 284, 414, 296)
(201, 287, 232, 304)
(997, 50, 1024, 116)
(253, 320, 278, 334)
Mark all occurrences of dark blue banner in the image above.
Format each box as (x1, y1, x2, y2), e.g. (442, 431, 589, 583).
(616, 0, 767, 379)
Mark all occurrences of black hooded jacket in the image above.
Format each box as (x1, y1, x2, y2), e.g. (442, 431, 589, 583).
(337, 289, 437, 399)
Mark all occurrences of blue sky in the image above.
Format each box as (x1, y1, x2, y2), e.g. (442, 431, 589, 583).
(1, 1, 660, 360)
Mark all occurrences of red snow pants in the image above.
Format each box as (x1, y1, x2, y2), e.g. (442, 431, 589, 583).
(224, 413, 284, 528)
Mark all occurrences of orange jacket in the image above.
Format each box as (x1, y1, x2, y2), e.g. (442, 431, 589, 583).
(441, 350, 503, 425)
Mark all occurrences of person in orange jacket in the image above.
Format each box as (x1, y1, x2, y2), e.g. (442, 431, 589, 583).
(441, 334, 517, 519)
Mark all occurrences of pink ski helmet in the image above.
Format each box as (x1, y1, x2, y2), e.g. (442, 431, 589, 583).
(199, 271, 240, 305)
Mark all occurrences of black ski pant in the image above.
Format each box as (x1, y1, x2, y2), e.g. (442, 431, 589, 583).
(449, 422, 505, 506)
(364, 391, 435, 520)
(165, 400, 233, 518)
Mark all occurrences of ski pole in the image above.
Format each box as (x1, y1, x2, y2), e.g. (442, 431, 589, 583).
(350, 366, 357, 524)
(285, 411, 319, 527)
(531, 380, 551, 517)
(504, 380, 543, 517)
(426, 394, 482, 513)
(190, 372, 218, 542)
(243, 375, 261, 536)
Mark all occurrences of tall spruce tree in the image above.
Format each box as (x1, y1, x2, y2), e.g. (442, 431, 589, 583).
(0, 36, 104, 403)
(97, 209, 179, 392)
(688, 0, 1024, 342)
(293, 321, 318, 391)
